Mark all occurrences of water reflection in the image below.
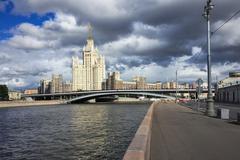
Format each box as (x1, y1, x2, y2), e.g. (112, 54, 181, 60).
(0, 104, 148, 160)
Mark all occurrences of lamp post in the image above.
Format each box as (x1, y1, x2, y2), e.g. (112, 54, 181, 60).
(175, 70, 178, 103)
(202, 0, 215, 116)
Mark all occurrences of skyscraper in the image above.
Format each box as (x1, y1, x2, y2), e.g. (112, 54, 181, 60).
(72, 25, 105, 91)
(51, 74, 63, 93)
(39, 79, 51, 94)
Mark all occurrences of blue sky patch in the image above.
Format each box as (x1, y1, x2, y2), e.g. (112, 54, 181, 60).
(0, 7, 54, 40)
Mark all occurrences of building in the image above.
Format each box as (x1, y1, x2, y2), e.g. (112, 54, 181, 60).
(24, 88, 38, 95)
(216, 72, 240, 103)
(72, 25, 105, 91)
(104, 71, 161, 90)
(218, 72, 240, 88)
(51, 74, 63, 93)
(63, 81, 72, 93)
(8, 91, 22, 100)
(181, 83, 190, 89)
(162, 82, 170, 89)
(39, 79, 51, 94)
(190, 82, 197, 89)
(133, 76, 146, 89)
(170, 81, 176, 89)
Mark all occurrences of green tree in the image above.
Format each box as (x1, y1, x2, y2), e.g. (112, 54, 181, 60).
(0, 85, 9, 101)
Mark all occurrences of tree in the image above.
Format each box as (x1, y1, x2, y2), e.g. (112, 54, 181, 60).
(0, 85, 9, 101)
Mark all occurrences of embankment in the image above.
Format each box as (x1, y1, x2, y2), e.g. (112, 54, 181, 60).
(0, 100, 63, 108)
(123, 101, 158, 160)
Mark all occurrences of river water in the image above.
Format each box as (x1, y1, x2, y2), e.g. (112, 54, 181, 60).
(0, 103, 149, 160)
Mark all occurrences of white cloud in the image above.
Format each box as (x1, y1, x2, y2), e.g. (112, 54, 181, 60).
(0, 12, 86, 89)
(192, 46, 202, 55)
(119, 52, 240, 83)
(3, 12, 89, 50)
(7, 35, 55, 49)
(101, 35, 165, 56)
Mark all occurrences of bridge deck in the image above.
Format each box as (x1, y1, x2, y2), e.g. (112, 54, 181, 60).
(151, 103, 240, 160)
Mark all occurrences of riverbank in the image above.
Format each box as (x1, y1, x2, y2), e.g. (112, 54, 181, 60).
(0, 100, 63, 108)
(123, 101, 157, 160)
(0, 100, 152, 108)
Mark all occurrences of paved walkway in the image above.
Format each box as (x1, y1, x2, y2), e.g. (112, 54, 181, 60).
(151, 103, 240, 160)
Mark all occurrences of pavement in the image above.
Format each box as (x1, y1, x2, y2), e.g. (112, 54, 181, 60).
(150, 103, 240, 160)
(182, 101, 240, 120)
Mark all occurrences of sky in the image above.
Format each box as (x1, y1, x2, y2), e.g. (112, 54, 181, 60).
(0, 0, 240, 90)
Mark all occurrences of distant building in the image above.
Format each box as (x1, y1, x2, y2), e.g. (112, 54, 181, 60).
(8, 91, 22, 100)
(170, 81, 176, 89)
(181, 83, 190, 89)
(218, 72, 240, 88)
(24, 88, 38, 95)
(72, 25, 105, 91)
(133, 76, 146, 89)
(216, 72, 240, 103)
(51, 74, 63, 93)
(103, 71, 161, 90)
(190, 82, 197, 89)
(162, 82, 170, 89)
(39, 79, 51, 94)
(63, 81, 72, 93)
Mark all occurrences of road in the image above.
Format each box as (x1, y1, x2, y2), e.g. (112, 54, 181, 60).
(150, 103, 240, 160)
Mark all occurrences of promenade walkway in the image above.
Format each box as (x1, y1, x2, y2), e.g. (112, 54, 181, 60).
(151, 103, 240, 160)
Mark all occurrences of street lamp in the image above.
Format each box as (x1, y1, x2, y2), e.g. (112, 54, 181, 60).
(175, 70, 178, 103)
(203, 0, 215, 117)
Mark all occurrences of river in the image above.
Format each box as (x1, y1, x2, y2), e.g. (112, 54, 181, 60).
(0, 103, 149, 160)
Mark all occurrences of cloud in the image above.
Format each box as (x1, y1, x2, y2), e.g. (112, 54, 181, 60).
(120, 53, 240, 83)
(101, 35, 166, 56)
(0, 13, 83, 89)
(1, 0, 240, 89)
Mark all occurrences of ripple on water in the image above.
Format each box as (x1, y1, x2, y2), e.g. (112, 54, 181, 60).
(0, 103, 148, 160)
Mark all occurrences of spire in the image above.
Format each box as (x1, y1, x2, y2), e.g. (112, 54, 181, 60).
(88, 23, 93, 40)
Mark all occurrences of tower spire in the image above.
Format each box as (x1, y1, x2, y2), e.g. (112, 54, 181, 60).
(88, 23, 93, 39)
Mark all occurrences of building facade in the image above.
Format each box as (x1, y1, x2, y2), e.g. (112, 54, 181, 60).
(72, 25, 105, 91)
(24, 88, 38, 95)
(39, 79, 51, 94)
(8, 91, 22, 100)
(63, 81, 72, 93)
(216, 72, 240, 103)
(51, 74, 63, 93)
(103, 71, 161, 90)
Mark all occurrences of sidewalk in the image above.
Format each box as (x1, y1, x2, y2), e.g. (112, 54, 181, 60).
(182, 101, 240, 120)
(150, 103, 240, 160)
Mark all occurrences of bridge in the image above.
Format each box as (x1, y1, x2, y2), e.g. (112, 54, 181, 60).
(66, 91, 175, 103)
(23, 89, 214, 103)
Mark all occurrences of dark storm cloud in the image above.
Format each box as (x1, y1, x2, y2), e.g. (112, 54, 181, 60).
(0, 54, 11, 64)
(10, 0, 240, 68)
(0, 0, 240, 88)
(94, 0, 240, 67)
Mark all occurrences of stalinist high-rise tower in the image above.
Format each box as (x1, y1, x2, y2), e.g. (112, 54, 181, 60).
(72, 25, 105, 91)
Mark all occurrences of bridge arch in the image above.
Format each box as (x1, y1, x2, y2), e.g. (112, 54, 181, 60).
(66, 92, 175, 103)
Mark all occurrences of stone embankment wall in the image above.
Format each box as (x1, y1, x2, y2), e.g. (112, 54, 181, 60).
(123, 101, 158, 160)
